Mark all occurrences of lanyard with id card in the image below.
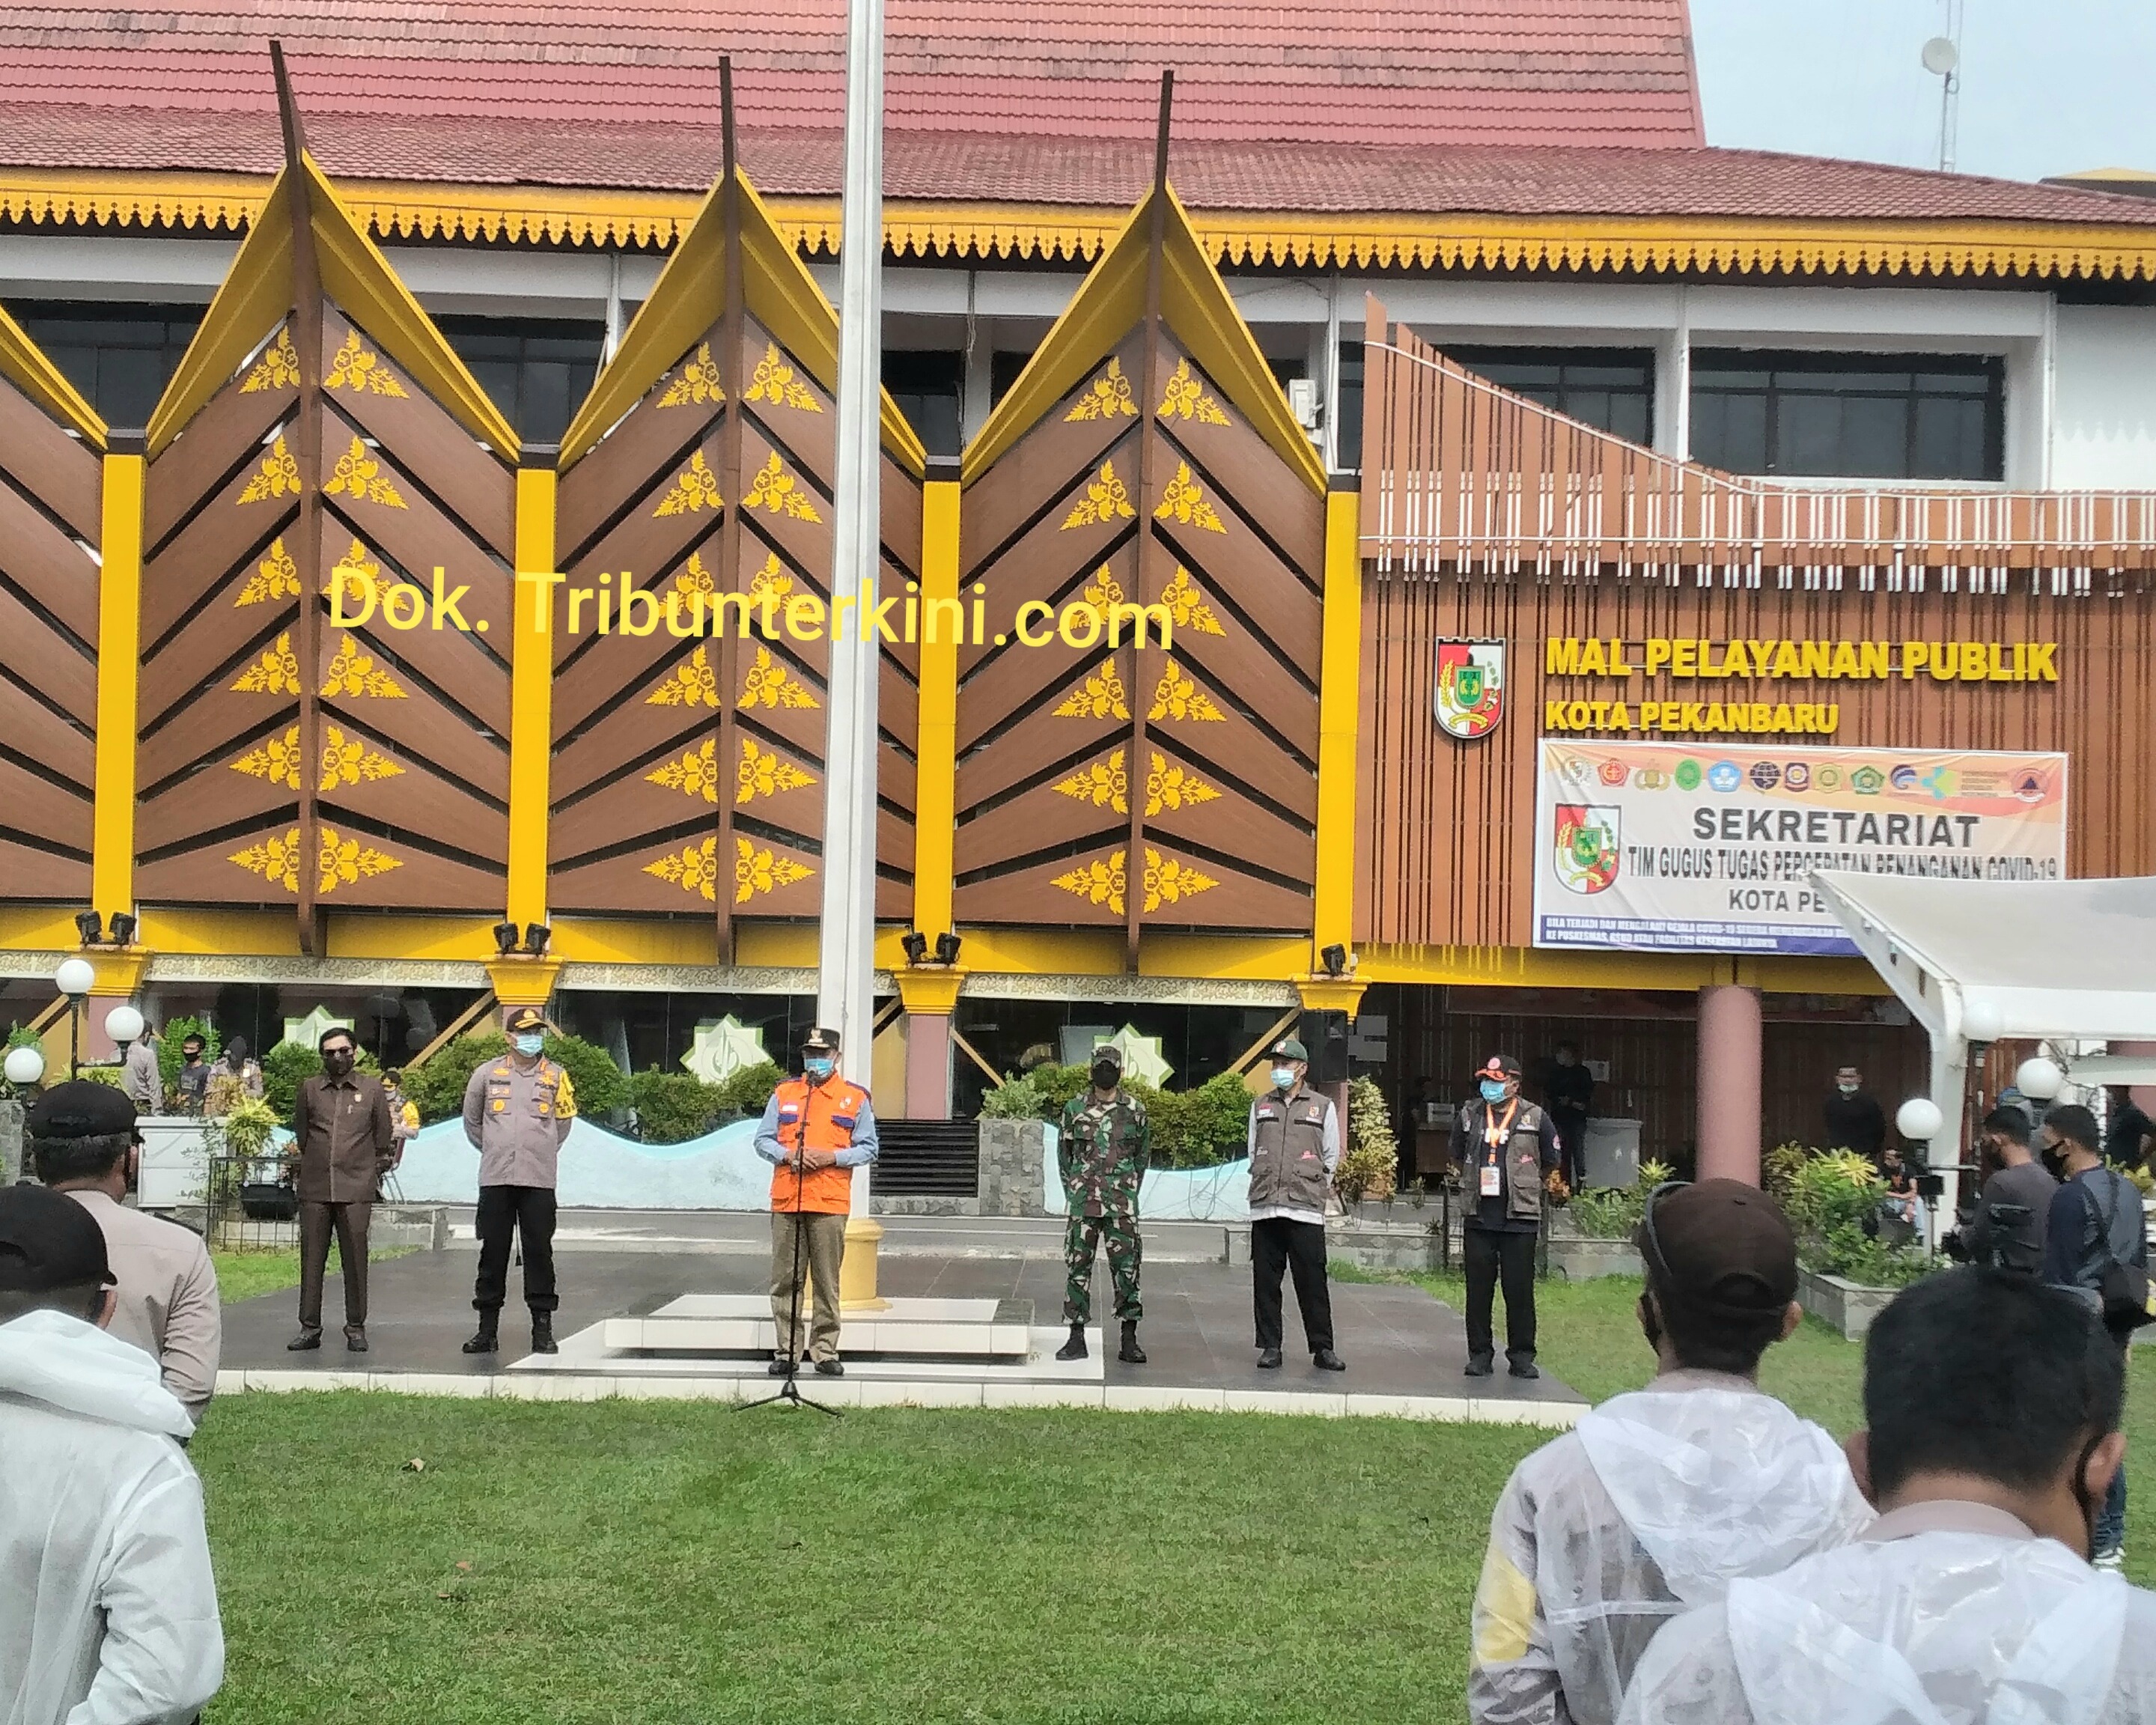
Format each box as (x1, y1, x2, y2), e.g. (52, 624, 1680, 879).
(1479, 1099, 1518, 1199)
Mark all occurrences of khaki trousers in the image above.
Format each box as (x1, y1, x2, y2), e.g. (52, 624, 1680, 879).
(770, 1210, 847, 1362)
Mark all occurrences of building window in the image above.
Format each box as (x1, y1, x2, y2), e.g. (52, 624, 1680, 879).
(436, 317, 605, 446)
(1446, 346, 1656, 445)
(1337, 340, 1365, 471)
(1689, 350, 2004, 481)
(10, 302, 205, 429)
(883, 350, 963, 458)
(990, 349, 1034, 410)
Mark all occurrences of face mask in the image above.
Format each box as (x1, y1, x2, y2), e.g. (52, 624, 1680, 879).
(1091, 1062, 1119, 1090)
(1479, 1078, 1508, 1103)
(323, 1046, 355, 1074)
(513, 1033, 545, 1058)
(1837, 1081, 1860, 1095)
(804, 1056, 835, 1080)
(1270, 1066, 1297, 1092)
(1637, 1292, 1663, 1355)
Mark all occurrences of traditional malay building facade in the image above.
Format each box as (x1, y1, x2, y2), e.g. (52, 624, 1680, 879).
(1, 1, 2152, 1173)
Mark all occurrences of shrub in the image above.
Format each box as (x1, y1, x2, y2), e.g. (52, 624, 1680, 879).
(1132, 1071, 1252, 1168)
(261, 1041, 322, 1122)
(213, 1095, 281, 1161)
(978, 1062, 1090, 1125)
(1762, 1140, 1812, 1206)
(1783, 1149, 1881, 1239)
(629, 1071, 733, 1144)
(715, 1059, 782, 1119)
(401, 1031, 626, 1125)
(1336, 1076, 1398, 1202)
(1565, 1157, 1678, 1241)
(156, 1015, 220, 1096)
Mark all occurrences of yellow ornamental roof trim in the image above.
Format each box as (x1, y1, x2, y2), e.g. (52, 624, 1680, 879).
(8, 168, 2156, 282)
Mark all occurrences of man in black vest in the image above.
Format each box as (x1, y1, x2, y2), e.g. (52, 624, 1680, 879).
(1246, 1036, 1346, 1372)
(1454, 1052, 1561, 1378)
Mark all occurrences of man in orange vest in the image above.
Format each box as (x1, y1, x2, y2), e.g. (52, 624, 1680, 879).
(753, 1026, 879, 1376)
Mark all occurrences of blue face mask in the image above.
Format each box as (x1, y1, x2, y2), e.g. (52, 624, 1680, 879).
(1479, 1078, 1509, 1103)
(804, 1056, 835, 1080)
(1270, 1066, 1297, 1092)
(513, 1032, 544, 1057)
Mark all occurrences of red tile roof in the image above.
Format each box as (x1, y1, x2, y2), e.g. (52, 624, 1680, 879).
(4, 101, 2155, 231)
(0, 0, 1704, 148)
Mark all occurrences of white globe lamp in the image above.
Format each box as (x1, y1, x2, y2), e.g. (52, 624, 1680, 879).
(2015, 1056, 2065, 1103)
(1960, 1000, 2005, 1045)
(103, 1005, 145, 1046)
(3, 1044, 44, 1088)
(54, 957, 94, 999)
(1895, 1098, 1944, 1143)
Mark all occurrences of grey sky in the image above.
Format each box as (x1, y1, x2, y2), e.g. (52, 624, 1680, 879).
(1690, 0, 2156, 183)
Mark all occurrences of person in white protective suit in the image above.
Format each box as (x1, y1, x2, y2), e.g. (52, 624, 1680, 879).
(1620, 1267, 2156, 1725)
(1469, 1178, 1872, 1725)
(0, 1183, 224, 1725)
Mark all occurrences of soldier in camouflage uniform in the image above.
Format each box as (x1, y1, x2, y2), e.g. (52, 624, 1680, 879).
(1056, 1043, 1148, 1365)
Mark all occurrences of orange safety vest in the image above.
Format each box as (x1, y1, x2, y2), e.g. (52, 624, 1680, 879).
(768, 1076, 869, 1214)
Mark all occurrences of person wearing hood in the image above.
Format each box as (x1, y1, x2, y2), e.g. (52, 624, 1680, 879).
(0, 1183, 223, 1724)
(1619, 1267, 2156, 1725)
(1469, 1179, 1870, 1725)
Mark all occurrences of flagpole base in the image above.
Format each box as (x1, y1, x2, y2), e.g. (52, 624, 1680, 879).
(840, 1214, 889, 1311)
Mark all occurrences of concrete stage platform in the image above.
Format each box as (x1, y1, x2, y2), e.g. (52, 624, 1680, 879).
(214, 1217, 1585, 1426)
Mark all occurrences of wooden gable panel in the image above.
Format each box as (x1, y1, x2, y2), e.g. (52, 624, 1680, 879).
(0, 378, 102, 544)
(0, 467, 100, 646)
(144, 359, 292, 553)
(1151, 344, 1325, 579)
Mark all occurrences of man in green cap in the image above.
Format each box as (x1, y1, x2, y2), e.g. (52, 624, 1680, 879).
(1246, 1035, 1345, 1372)
(1055, 1041, 1148, 1364)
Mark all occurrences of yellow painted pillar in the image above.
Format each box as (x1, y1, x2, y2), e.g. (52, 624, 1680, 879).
(1312, 475, 1362, 970)
(508, 453, 558, 936)
(92, 435, 146, 924)
(911, 461, 960, 941)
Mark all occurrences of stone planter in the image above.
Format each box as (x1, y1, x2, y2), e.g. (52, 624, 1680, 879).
(0, 1098, 20, 1187)
(1547, 1234, 1642, 1281)
(977, 1118, 1048, 1217)
(1229, 1220, 1443, 1273)
(1797, 1265, 1895, 1341)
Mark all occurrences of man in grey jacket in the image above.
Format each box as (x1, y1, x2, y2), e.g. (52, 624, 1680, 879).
(1245, 1036, 1345, 1372)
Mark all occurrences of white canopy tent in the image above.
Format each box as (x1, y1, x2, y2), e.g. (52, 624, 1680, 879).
(1810, 873, 2156, 1183)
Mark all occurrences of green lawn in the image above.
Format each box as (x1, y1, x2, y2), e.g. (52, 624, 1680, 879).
(185, 1274, 2156, 1723)
(213, 1247, 412, 1305)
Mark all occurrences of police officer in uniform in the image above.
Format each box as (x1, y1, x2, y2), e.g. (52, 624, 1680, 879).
(753, 1027, 879, 1376)
(1054, 1042, 1148, 1364)
(1452, 1052, 1561, 1378)
(1246, 1036, 1347, 1372)
(460, 1007, 576, 1357)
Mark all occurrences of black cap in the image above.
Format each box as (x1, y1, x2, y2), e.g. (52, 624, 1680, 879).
(1475, 1053, 1524, 1079)
(25, 1080, 136, 1141)
(1639, 1178, 1799, 1321)
(803, 1026, 841, 1054)
(505, 1006, 549, 1035)
(0, 1184, 115, 1292)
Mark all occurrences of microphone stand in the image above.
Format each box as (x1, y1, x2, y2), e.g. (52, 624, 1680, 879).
(738, 1100, 842, 1417)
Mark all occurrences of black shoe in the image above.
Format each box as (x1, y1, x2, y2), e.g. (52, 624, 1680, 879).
(344, 1327, 368, 1354)
(1257, 1347, 1284, 1369)
(1312, 1348, 1346, 1372)
(532, 1317, 558, 1355)
(767, 1357, 794, 1376)
(1508, 1358, 1541, 1380)
(287, 1330, 322, 1352)
(1464, 1354, 1495, 1377)
(813, 1359, 844, 1377)
(1118, 1321, 1147, 1365)
(1056, 1322, 1088, 1362)
(462, 1327, 499, 1357)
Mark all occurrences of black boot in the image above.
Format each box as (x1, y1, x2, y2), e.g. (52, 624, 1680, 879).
(1055, 1321, 1088, 1361)
(462, 1312, 499, 1356)
(532, 1313, 558, 1355)
(1118, 1321, 1147, 1364)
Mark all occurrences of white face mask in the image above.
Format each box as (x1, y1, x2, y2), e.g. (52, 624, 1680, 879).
(513, 1033, 545, 1057)
(1270, 1066, 1297, 1091)
(1837, 1080, 1859, 1095)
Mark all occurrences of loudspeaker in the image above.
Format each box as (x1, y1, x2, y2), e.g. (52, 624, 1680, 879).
(1299, 1009, 1350, 1084)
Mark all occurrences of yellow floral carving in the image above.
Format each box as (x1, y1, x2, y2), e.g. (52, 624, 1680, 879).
(1062, 458, 1136, 530)
(1160, 565, 1225, 634)
(658, 342, 725, 409)
(644, 837, 722, 901)
(228, 826, 402, 896)
(231, 631, 302, 694)
(1144, 752, 1220, 816)
(1065, 356, 1137, 422)
(325, 538, 386, 609)
(646, 645, 720, 708)
(324, 332, 407, 398)
(1051, 849, 1127, 915)
(671, 551, 717, 597)
(739, 645, 819, 711)
(645, 738, 722, 803)
(230, 727, 308, 789)
(319, 725, 404, 789)
(1157, 357, 1229, 425)
(324, 436, 407, 510)
(737, 736, 816, 804)
(642, 836, 813, 904)
(240, 329, 299, 394)
(746, 550, 794, 606)
(1154, 461, 1224, 532)
(741, 452, 822, 522)
(320, 636, 408, 699)
(236, 538, 301, 606)
(237, 437, 303, 505)
(745, 343, 821, 412)
(1053, 660, 1130, 720)
(654, 451, 723, 517)
(1149, 660, 1225, 722)
(1052, 749, 1129, 813)
(1141, 847, 1217, 911)
(1080, 565, 1125, 611)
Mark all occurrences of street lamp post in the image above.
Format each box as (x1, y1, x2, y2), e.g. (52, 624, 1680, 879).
(54, 958, 94, 1080)
(2016, 1055, 2065, 1126)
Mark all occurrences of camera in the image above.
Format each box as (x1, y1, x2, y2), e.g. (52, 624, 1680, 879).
(1942, 1202, 2038, 1274)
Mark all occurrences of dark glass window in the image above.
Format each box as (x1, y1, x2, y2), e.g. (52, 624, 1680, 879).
(1689, 350, 2004, 481)
(883, 350, 963, 458)
(435, 316, 605, 446)
(1337, 339, 1366, 470)
(990, 349, 1034, 409)
(1446, 345, 1655, 445)
(9, 302, 204, 429)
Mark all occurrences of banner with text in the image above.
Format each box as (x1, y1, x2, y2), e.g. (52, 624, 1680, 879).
(1532, 738, 2068, 955)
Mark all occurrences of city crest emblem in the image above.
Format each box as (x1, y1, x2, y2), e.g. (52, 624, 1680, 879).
(1434, 639, 1505, 737)
(1553, 804, 1621, 895)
